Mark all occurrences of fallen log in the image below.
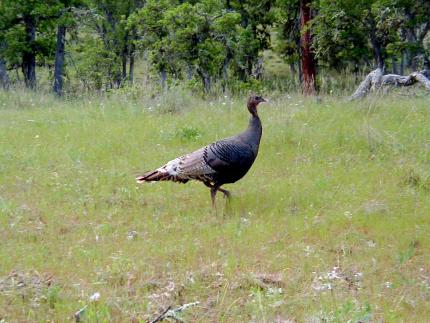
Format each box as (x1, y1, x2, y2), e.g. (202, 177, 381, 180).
(351, 68, 430, 100)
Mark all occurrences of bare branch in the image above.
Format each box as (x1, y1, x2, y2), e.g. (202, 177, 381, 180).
(150, 306, 172, 323)
(150, 301, 200, 323)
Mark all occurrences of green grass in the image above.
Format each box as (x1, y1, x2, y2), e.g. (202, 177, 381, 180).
(1, 90, 430, 322)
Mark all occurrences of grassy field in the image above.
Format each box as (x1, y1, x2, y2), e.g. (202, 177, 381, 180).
(1, 90, 430, 322)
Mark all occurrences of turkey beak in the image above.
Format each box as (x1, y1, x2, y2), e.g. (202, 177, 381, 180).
(260, 98, 267, 103)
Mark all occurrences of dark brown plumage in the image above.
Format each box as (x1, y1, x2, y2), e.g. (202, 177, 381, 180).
(136, 94, 267, 207)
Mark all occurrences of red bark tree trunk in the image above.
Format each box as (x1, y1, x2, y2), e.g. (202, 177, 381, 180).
(300, 0, 316, 95)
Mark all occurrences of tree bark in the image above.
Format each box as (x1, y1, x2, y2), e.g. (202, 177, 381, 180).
(0, 40, 9, 89)
(128, 29, 137, 85)
(53, 24, 66, 96)
(400, 51, 406, 75)
(0, 59, 9, 90)
(0, 57, 9, 90)
(197, 69, 211, 93)
(369, 26, 384, 69)
(22, 15, 36, 89)
(122, 31, 128, 82)
(160, 68, 167, 90)
(299, 0, 316, 95)
(222, 54, 230, 93)
(392, 56, 398, 74)
(129, 51, 134, 85)
(122, 53, 127, 82)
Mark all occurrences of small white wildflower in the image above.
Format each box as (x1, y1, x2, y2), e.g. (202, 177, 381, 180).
(344, 211, 352, 219)
(354, 272, 363, 279)
(385, 281, 392, 288)
(90, 292, 100, 302)
(367, 240, 376, 248)
(267, 287, 283, 295)
(127, 231, 138, 240)
(327, 267, 342, 280)
(166, 281, 175, 292)
(304, 245, 313, 256)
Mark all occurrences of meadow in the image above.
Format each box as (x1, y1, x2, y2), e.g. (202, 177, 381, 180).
(1, 89, 430, 322)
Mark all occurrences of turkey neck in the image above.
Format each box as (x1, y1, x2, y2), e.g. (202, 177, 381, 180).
(241, 112, 262, 153)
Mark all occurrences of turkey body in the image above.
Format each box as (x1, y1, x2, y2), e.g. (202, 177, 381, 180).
(204, 117, 262, 185)
(136, 95, 266, 206)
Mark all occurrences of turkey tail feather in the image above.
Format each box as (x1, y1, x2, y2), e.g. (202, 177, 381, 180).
(136, 169, 189, 184)
(136, 170, 169, 182)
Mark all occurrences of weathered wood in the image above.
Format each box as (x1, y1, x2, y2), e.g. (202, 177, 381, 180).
(350, 68, 382, 100)
(351, 68, 430, 100)
(412, 71, 430, 91)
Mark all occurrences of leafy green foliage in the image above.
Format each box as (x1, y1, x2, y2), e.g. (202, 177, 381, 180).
(0, 0, 430, 92)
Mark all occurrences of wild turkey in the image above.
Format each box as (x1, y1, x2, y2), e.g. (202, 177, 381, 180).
(136, 94, 267, 207)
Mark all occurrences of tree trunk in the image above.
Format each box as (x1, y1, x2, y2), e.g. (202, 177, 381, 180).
(22, 16, 36, 89)
(392, 56, 398, 74)
(113, 66, 122, 88)
(424, 56, 430, 70)
(404, 11, 418, 70)
(354, 63, 359, 83)
(0, 41, 9, 89)
(252, 57, 263, 80)
(299, 0, 316, 95)
(129, 51, 134, 85)
(289, 62, 296, 75)
(222, 57, 229, 93)
(0, 57, 9, 90)
(297, 60, 302, 84)
(122, 33, 128, 81)
(53, 24, 66, 96)
(369, 26, 384, 70)
(160, 68, 167, 90)
(197, 68, 211, 93)
(122, 54, 127, 82)
(246, 56, 253, 78)
(400, 51, 406, 75)
(128, 30, 137, 85)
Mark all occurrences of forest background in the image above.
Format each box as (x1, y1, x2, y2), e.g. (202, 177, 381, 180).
(0, 0, 429, 96)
